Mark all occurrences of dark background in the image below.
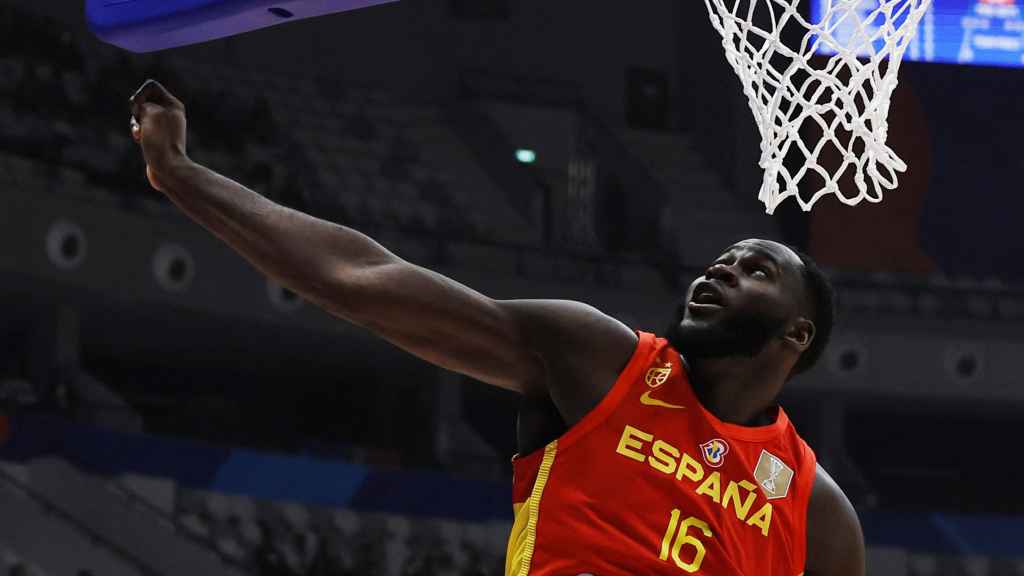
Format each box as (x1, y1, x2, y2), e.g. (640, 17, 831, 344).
(0, 1, 1021, 574)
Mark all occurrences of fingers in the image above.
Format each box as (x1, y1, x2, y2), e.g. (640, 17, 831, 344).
(129, 79, 183, 121)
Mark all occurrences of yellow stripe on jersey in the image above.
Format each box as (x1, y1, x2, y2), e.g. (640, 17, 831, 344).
(505, 441, 558, 576)
(505, 502, 529, 576)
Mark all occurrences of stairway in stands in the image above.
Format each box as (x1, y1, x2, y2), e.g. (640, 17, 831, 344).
(0, 459, 245, 576)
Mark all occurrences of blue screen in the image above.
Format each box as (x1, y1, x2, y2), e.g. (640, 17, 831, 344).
(809, 0, 1024, 68)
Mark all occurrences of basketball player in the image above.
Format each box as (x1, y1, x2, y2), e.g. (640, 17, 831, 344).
(129, 80, 864, 575)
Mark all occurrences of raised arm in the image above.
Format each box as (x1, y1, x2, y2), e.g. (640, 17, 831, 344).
(129, 80, 636, 408)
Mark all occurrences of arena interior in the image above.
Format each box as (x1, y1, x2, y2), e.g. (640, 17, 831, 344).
(0, 0, 1023, 574)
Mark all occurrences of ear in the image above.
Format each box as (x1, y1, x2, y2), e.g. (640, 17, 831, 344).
(784, 317, 815, 352)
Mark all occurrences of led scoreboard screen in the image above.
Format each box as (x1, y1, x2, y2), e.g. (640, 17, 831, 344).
(810, 0, 1024, 68)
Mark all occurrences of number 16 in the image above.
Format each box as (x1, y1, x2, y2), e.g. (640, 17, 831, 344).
(659, 509, 713, 572)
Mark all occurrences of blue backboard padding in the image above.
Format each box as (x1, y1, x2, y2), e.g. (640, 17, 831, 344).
(86, 0, 399, 53)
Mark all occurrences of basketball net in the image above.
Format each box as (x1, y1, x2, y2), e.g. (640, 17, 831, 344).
(704, 0, 933, 214)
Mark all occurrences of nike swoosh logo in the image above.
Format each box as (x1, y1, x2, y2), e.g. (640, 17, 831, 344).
(640, 390, 686, 410)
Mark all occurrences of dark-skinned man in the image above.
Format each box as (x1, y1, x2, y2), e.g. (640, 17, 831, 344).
(129, 79, 864, 576)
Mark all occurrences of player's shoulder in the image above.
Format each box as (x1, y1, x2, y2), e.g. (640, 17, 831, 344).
(805, 464, 866, 575)
(810, 464, 851, 514)
(499, 299, 639, 423)
(499, 299, 639, 364)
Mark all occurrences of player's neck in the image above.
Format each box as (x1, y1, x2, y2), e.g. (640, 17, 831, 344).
(685, 354, 785, 427)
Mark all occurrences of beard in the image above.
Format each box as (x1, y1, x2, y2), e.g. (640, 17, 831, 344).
(664, 301, 788, 361)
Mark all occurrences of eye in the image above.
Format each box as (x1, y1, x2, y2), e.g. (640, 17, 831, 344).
(746, 264, 771, 279)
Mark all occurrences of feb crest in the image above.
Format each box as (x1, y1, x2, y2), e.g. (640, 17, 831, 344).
(644, 363, 672, 388)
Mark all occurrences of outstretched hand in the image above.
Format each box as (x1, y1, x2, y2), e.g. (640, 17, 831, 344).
(129, 79, 188, 192)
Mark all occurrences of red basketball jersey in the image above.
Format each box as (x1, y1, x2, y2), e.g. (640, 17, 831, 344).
(506, 331, 816, 575)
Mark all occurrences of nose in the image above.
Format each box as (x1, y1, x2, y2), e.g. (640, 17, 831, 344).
(705, 262, 738, 286)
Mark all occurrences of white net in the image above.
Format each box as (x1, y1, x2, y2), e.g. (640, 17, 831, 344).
(703, 0, 932, 213)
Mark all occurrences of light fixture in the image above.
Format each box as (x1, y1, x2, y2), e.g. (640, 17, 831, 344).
(515, 149, 536, 164)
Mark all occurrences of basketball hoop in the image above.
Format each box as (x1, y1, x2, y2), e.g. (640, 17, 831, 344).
(704, 0, 933, 213)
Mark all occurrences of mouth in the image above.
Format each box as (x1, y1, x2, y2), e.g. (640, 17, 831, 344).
(688, 281, 726, 311)
(686, 301, 724, 314)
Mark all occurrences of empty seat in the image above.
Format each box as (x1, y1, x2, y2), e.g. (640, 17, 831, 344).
(205, 492, 231, 522)
(179, 513, 210, 539)
(279, 502, 310, 532)
(215, 536, 246, 562)
(238, 519, 262, 548)
(331, 509, 360, 534)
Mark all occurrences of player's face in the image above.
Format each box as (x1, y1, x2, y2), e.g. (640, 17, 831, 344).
(666, 239, 806, 360)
